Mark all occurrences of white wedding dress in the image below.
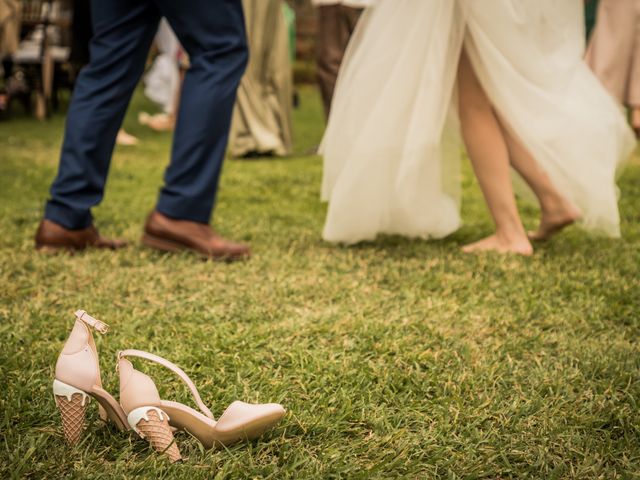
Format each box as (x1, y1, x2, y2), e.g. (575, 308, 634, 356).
(320, 0, 636, 244)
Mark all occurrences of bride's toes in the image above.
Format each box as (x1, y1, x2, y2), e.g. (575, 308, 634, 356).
(527, 200, 580, 241)
(529, 209, 581, 241)
(528, 228, 550, 242)
(462, 234, 533, 256)
(462, 235, 497, 253)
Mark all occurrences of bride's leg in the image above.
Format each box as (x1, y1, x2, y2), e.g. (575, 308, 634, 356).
(457, 50, 532, 255)
(496, 119, 581, 240)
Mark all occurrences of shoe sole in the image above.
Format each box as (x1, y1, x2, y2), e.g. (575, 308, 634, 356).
(35, 244, 80, 254)
(141, 233, 247, 262)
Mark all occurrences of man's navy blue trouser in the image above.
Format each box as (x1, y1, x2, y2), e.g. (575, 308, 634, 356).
(45, 0, 248, 229)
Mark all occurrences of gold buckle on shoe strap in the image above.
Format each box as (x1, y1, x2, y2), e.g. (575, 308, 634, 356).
(75, 310, 109, 334)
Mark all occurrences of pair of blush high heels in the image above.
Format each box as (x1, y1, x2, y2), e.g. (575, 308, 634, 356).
(53, 310, 285, 462)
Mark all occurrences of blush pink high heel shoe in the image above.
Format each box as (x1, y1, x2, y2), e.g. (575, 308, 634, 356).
(118, 350, 286, 463)
(53, 311, 129, 445)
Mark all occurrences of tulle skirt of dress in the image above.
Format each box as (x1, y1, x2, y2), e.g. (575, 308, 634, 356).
(320, 0, 636, 244)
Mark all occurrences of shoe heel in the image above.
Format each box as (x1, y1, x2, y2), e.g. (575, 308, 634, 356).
(52, 379, 90, 445)
(128, 407, 181, 463)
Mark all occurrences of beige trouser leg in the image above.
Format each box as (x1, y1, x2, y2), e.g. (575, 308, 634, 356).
(0, 0, 21, 57)
(229, 0, 293, 157)
(586, 0, 640, 108)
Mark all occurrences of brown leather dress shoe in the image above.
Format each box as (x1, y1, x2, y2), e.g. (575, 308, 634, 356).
(142, 211, 250, 261)
(35, 219, 128, 252)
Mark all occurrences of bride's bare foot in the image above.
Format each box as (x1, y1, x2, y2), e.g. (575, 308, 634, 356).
(116, 129, 139, 146)
(462, 232, 533, 256)
(139, 112, 175, 132)
(528, 201, 581, 241)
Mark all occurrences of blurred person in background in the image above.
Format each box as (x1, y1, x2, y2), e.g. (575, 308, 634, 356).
(138, 18, 186, 132)
(587, 0, 640, 137)
(146, 1, 294, 156)
(313, 0, 371, 119)
(0, 0, 21, 114)
(35, 0, 251, 261)
(228, 0, 293, 158)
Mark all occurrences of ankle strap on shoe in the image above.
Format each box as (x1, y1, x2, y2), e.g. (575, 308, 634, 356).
(75, 310, 109, 334)
(117, 349, 214, 419)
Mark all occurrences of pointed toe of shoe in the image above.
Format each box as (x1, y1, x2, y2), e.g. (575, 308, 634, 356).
(215, 401, 285, 435)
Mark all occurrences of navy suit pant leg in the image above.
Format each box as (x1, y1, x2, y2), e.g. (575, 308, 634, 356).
(154, 0, 248, 223)
(45, 0, 247, 229)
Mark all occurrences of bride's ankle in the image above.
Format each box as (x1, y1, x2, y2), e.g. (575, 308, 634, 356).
(494, 215, 527, 237)
(496, 226, 528, 244)
(539, 192, 579, 219)
(631, 107, 640, 127)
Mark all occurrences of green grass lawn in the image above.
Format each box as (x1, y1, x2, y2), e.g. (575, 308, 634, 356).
(1, 87, 640, 479)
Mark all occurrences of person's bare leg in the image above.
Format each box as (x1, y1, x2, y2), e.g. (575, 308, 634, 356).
(457, 50, 532, 255)
(497, 119, 581, 240)
(631, 105, 640, 137)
